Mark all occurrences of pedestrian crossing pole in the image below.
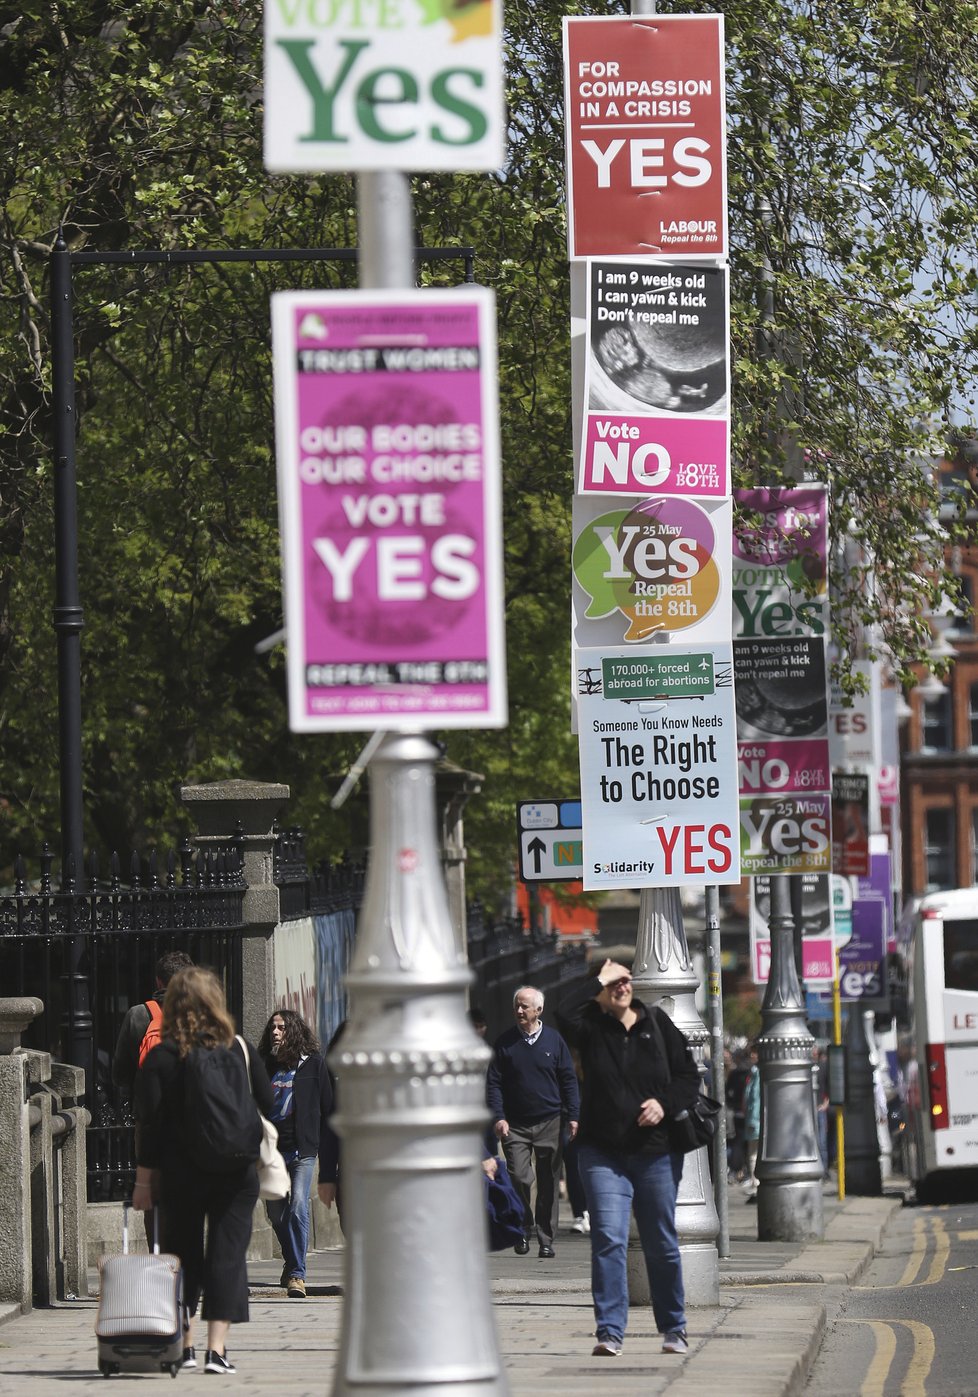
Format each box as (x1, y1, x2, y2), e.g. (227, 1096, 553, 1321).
(328, 178, 508, 1397)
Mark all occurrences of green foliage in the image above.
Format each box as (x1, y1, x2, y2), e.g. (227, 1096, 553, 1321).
(1, 0, 977, 897)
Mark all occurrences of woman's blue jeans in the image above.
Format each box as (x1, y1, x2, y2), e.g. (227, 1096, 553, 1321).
(578, 1143, 685, 1343)
(266, 1154, 316, 1280)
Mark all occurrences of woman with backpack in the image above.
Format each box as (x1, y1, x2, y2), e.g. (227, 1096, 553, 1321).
(132, 965, 274, 1376)
(257, 1009, 338, 1298)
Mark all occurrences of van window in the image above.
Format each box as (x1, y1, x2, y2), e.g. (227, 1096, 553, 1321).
(944, 919, 978, 992)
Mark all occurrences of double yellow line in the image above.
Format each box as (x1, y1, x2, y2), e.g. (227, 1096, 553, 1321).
(846, 1215, 949, 1395)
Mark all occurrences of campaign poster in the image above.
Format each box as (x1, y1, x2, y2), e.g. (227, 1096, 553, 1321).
(579, 261, 729, 497)
(563, 14, 727, 259)
(749, 873, 835, 986)
(732, 486, 829, 639)
(572, 494, 732, 648)
(739, 792, 831, 876)
(735, 636, 830, 799)
(829, 660, 882, 770)
(831, 770, 870, 877)
(576, 643, 741, 891)
(272, 288, 507, 732)
(264, 0, 505, 172)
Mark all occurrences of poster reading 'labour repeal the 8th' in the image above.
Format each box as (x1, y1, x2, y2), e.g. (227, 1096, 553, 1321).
(272, 288, 507, 734)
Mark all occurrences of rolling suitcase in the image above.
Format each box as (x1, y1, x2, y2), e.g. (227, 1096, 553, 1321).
(95, 1204, 184, 1378)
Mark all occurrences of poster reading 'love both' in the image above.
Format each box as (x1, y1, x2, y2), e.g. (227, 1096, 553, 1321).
(579, 260, 729, 499)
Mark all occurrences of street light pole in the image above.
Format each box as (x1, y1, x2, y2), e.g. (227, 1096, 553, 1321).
(329, 177, 507, 1395)
(50, 235, 93, 1100)
(329, 732, 506, 1396)
(629, 887, 720, 1305)
(755, 875, 824, 1240)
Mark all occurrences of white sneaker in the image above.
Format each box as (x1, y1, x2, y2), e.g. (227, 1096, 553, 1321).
(571, 1212, 590, 1234)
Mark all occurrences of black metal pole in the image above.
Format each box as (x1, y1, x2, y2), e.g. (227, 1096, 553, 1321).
(51, 234, 93, 1098)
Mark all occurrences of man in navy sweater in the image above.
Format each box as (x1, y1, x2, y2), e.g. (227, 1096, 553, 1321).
(486, 986, 580, 1258)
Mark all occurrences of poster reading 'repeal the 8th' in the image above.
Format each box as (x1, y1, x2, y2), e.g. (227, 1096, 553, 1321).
(272, 288, 507, 733)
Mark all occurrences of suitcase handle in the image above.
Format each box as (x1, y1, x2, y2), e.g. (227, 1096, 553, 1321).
(123, 1201, 160, 1255)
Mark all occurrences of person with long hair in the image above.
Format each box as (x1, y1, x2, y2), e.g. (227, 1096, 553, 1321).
(133, 966, 273, 1376)
(257, 1009, 338, 1298)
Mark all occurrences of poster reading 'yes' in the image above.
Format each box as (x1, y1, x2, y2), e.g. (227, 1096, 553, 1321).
(272, 288, 507, 733)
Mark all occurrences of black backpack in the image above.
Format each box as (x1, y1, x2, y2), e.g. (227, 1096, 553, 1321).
(183, 1041, 262, 1172)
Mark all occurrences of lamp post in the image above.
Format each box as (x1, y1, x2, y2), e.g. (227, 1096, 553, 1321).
(329, 731, 506, 1396)
(755, 875, 825, 1240)
(629, 886, 720, 1306)
(50, 237, 92, 1100)
(328, 176, 507, 1395)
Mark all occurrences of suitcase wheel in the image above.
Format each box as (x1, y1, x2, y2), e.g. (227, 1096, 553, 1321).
(169, 1364, 180, 1378)
(99, 1362, 116, 1377)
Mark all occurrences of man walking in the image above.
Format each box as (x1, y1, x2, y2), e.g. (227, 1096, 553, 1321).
(486, 986, 579, 1258)
(112, 950, 194, 1108)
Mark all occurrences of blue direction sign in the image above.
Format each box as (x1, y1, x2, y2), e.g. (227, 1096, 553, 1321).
(517, 800, 584, 882)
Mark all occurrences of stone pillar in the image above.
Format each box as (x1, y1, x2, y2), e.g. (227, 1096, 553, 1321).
(50, 1062, 89, 1299)
(629, 888, 720, 1308)
(180, 778, 290, 1044)
(25, 1049, 57, 1307)
(0, 999, 41, 1310)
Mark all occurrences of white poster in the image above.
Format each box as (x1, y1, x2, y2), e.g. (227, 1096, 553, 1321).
(576, 643, 741, 890)
(264, 0, 505, 172)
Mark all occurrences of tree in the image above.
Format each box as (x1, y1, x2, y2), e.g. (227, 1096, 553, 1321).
(1, 0, 977, 898)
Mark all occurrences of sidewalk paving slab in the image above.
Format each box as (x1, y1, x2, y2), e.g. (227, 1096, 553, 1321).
(0, 1178, 906, 1395)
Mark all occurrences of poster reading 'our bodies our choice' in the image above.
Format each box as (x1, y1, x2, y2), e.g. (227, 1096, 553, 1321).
(272, 288, 507, 733)
(580, 260, 729, 498)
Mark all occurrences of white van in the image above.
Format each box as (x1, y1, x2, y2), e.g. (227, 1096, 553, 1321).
(902, 888, 978, 1200)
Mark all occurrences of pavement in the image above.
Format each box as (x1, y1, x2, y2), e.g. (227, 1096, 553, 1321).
(0, 1175, 906, 1394)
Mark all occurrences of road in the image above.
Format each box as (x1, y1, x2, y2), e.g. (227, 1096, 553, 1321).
(806, 1195, 978, 1396)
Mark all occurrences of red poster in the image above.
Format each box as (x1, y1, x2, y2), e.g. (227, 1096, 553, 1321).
(563, 15, 727, 260)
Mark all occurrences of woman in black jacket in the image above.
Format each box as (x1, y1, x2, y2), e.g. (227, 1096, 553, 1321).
(133, 966, 273, 1376)
(557, 960, 700, 1361)
(258, 1009, 338, 1298)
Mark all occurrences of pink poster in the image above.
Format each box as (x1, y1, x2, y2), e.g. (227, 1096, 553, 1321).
(580, 260, 729, 497)
(272, 289, 507, 732)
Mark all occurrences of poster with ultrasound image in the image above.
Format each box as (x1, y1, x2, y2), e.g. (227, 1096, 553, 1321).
(579, 259, 730, 498)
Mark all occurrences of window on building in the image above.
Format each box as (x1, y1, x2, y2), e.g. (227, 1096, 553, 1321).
(948, 575, 975, 637)
(925, 808, 956, 892)
(969, 685, 978, 750)
(921, 690, 953, 752)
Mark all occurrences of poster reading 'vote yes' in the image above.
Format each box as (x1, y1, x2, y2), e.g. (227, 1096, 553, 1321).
(272, 288, 507, 733)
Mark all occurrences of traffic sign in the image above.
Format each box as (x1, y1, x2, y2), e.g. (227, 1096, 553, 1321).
(517, 801, 584, 882)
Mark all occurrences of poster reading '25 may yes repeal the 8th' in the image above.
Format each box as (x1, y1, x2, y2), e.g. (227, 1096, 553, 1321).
(272, 288, 507, 734)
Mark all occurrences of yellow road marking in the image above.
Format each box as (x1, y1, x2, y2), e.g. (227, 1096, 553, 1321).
(896, 1217, 928, 1289)
(895, 1319, 936, 1395)
(859, 1320, 896, 1397)
(844, 1318, 936, 1396)
(954, 1228, 978, 1240)
(924, 1216, 950, 1286)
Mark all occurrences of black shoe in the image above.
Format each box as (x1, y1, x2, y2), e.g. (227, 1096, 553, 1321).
(538, 1244, 555, 1258)
(514, 1236, 530, 1255)
(204, 1350, 236, 1375)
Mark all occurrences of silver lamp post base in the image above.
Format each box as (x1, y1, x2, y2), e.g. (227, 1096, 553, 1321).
(756, 875, 824, 1242)
(628, 887, 720, 1308)
(330, 732, 508, 1397)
